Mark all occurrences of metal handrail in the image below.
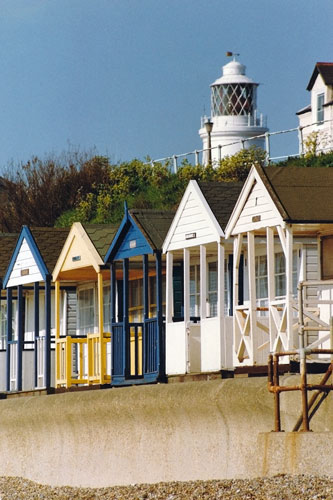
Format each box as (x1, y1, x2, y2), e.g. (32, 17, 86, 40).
(145, 117, 333, 172)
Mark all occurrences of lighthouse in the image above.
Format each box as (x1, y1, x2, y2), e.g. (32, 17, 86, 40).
(199, 54, 268, 164)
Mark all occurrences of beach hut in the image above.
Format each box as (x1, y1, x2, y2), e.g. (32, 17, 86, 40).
(104, 206, 174, 385)
(2, 227, 69, 391)
(52, 223, 119, 388)
(225, 165, 333, 367)
(162, 180, 243, 375)
(0, 233, 18, 391)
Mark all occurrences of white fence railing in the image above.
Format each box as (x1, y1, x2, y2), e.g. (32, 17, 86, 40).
(146, 118, 333, 173)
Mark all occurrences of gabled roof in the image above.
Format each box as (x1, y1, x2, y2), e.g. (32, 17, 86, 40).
(82, 224, 119, 260)
(307, 62, 333, 91)
(129, 209, 175, 250)
(163, 180, 243, 253)
(197, 181, 244, 230)
(0, 233, 18, 281)
(29, 227, 70, 272)
(105, 207, 175, 262)
(226, 165, 333, 238)
(259, 165, 333, 222)
(3, 226, 70, 287)
(53, 222, 118, 280)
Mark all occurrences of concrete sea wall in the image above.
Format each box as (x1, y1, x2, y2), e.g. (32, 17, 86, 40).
(0, 376, 332, 487)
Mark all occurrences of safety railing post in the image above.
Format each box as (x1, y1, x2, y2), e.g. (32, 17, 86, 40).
(195, 150, 199, 166)
(265, 132, 270, 164)
(218, 145, 222, 163)
(173, 155, 177, 174)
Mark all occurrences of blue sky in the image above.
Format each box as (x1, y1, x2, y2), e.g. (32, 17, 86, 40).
(0, 0, 332, 169)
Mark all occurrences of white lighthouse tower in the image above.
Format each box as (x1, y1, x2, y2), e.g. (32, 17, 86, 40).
(199, 54, 268, 164)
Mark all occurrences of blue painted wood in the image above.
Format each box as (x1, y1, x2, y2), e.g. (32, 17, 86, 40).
(123, 258, 129, 378)
(34, 282, 39, 388)
(111, 323, 125, 382)
(3, 226, 49, 287)
(144, 318, 158, 374)
(17, 285, 24, 392)
(155, 251, 164, 378)
(104, 212, 153, 262)
(114, 221, 153, 259)
(104, 205, 130, 263)
(110, 263, 116, 324)
(6, 288, 12, 392)
(45, 275, 51, 389)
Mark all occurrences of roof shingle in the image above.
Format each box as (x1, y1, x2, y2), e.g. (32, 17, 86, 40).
(197, 181, 244, 230)
(258, 166, 333, 222)
(129, 210, 175, 250)
(30, 227, 70, 273)
(82, 224, 119, 259)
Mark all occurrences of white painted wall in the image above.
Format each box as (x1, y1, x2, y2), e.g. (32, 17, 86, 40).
(299, 72, 333, 153)
(188, 323, 201, 373)
(200, 317, 221, 372)
(166, 322, 187, 375)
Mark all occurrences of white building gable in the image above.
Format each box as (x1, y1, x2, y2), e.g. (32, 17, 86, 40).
(7, 238, 43, 287)
(225, 167, 284, 238)
(163, 180, 223, 252)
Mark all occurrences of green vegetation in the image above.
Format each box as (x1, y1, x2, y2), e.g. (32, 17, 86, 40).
(1, 145, 332, 232)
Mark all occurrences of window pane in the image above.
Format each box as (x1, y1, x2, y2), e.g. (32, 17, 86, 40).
(275, 274, 286, 297)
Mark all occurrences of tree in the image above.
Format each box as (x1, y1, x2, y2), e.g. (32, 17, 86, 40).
(0, 153, 110, 232)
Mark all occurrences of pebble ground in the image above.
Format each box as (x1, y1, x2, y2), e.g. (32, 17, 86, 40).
(0, 475, 332, 499)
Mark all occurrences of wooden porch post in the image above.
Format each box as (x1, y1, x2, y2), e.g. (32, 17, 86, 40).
(286, 225, 294, 349)
(17, 285, 23, 392)
(166, 251, 173, 323)
(45, 276, 51, 389)
(183, 248, 190, 324)
(183, 248, 190, 372)
(55, 280, 60, 387)
(233, 235, 243, 315)
(200, 245, 207, 320)
(247, 231, 257, 365)
(6, 287, 12, 392)
(97, 271, 104, 384)
(156, 251, 164, 378)
(143, 254, 148, 376)
(218, 241, 226, 367)
(266, 227, 275, 351)
(123, 258, 129, 378)
(217, 241, 225, 319)
(233, 234, 243, 363)
(110, 263, 116, 325)
(33, 281, 39, 388)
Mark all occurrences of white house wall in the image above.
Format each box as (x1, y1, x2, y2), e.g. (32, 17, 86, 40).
(167, 191, 220, 251)
(166, 322, 187, 375)
(233, 181, 282, 235)
(300, 72, 333, 152)
(7, 238, 43, 287)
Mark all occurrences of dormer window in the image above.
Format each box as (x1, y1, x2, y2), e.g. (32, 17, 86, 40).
(317, 93, 324, 124)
